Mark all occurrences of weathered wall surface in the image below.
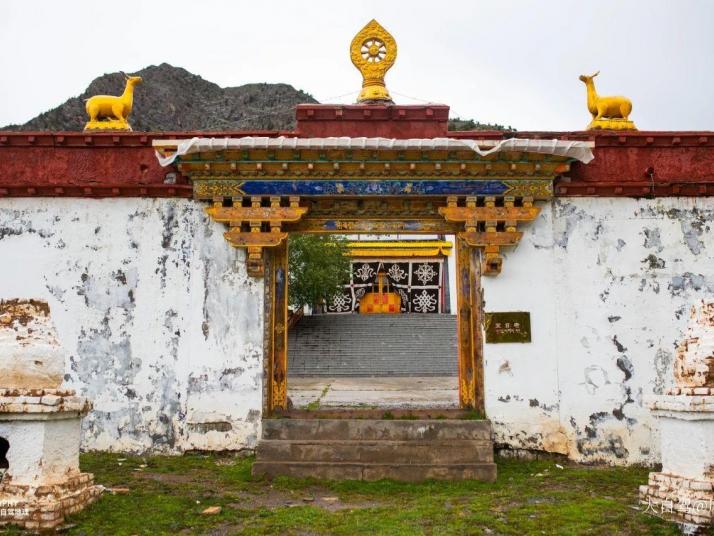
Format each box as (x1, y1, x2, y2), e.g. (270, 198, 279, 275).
(2, 196, 713, 464)
(0, 198, 263, 454)
(483, 197, 714, 465)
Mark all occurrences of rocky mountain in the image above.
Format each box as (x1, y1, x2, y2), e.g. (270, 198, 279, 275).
(2, 63, 511, 132)
(3, 63, 317, 132)
(448, 117, 514, 132)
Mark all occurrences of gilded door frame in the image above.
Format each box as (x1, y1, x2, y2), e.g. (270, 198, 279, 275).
(264, 230, 485, 416)
(263, 240, 289, 415)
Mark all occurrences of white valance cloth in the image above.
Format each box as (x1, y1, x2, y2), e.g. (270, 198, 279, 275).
(153, 136, 594, 167)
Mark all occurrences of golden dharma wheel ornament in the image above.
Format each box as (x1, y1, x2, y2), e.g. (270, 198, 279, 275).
(350, 19, 397, 104)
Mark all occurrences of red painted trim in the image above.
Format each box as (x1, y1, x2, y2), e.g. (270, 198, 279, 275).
(296, 104, 450, 138)
(0, 184, 192, 199)
(296, 104, 450, 120)
(554, 180, 714, 197)
(0, 131, 293, 147)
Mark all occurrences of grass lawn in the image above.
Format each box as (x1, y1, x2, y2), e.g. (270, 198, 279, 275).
(1, 452, 704, 535)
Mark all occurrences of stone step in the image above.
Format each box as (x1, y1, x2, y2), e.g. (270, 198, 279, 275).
(298, 314, 457, 321)
(288, 372, 457, 378)
(257, 439, 493, 464)
(251, 461, 497, 482)
(261, 419, 492, 441)
(256, 419, 496, 482)
(288, 314, 458, 377)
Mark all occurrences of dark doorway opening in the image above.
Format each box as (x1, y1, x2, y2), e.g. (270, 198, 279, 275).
(0, 436, 9, 483)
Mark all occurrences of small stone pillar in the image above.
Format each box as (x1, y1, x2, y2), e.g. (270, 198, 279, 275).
(0, 300, 101, 530)
(640, 302, 714, 531)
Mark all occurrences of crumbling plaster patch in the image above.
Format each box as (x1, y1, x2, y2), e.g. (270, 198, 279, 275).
(0, 198, 264, 454)
(484, 197, 714, 464)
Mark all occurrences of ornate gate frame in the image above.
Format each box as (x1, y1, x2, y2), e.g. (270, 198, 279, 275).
(154, 136, 590, 416)
(261, 220, 486, 415)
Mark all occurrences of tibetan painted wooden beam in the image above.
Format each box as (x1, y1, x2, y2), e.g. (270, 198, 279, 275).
(287, 218, 459, 234)
(458, 231, 523, 247)
(223, 230, 288, 248)
(439, 206, 540, 222)
(207, 205, 308, 223)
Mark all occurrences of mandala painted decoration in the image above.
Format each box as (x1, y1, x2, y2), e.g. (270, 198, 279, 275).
(412, 289, 438, 313)
(387, 263, 407, 282)
(355, 263, 376, 282)
(326, 259, 444, 314)
(414, 262, 437, 285)
(327, 292, 352, 313)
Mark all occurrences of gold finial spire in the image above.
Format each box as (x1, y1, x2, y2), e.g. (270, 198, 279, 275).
(350, 19, 397, 104)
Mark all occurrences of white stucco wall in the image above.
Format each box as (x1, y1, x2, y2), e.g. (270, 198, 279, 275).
(0, 198, 264, 454)
(483, 197, 714, 464)
(1, 196, 712, 464)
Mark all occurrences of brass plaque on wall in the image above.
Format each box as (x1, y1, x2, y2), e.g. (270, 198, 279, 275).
(484, 312, 531, 343)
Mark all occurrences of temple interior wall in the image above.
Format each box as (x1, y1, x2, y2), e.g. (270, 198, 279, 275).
(344, 233, 458, 310)
(483, 197, 714, 464)
(1, 196, 713, 464)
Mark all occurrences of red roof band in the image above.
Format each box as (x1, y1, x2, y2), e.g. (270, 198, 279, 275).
(0, 104, 712, 198)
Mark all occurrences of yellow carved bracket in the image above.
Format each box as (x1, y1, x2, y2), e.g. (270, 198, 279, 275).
(206, 196, 307, 278)
(440, 196, 540, 276)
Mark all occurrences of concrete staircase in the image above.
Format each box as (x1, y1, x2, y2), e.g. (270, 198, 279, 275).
(288, 314, 458, 377)
(252, 419, 496, 481)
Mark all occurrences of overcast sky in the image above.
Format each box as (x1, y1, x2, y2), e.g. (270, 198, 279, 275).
(1, 0, 712, 131)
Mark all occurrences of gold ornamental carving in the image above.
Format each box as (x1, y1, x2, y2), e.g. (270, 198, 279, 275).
(350, 19, 397, 103)
(271, 380, 287, 409)
(84, 74, 142, 131)
(578, 71, 637, 131)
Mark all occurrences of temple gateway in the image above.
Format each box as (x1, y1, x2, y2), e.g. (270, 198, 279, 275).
(1, 18, 713, 530)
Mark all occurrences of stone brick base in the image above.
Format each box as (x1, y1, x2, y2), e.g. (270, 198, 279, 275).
(639, 472, 714, 527)
(0, 472, 102, 530)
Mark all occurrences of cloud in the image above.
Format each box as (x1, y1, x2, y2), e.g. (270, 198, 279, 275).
(1, 0, 712, 130)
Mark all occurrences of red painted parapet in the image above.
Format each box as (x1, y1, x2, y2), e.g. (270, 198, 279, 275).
(0, 131, 289, 198)
(0, 127, 713, 198)
(451, 130, 714, 196)
(561, 132, 714, 196)
(0, 133, 180, 196)
(296, 104, 450, 138)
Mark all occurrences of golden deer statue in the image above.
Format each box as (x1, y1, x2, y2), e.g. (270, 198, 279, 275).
(84, 73, 143, 131)
(578, 71, 636, 130)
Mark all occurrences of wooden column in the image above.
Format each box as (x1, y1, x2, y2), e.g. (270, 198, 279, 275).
(455, 235, 485, 413)
(267, 239, 289, 412)
(470, 244, 486, 414)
